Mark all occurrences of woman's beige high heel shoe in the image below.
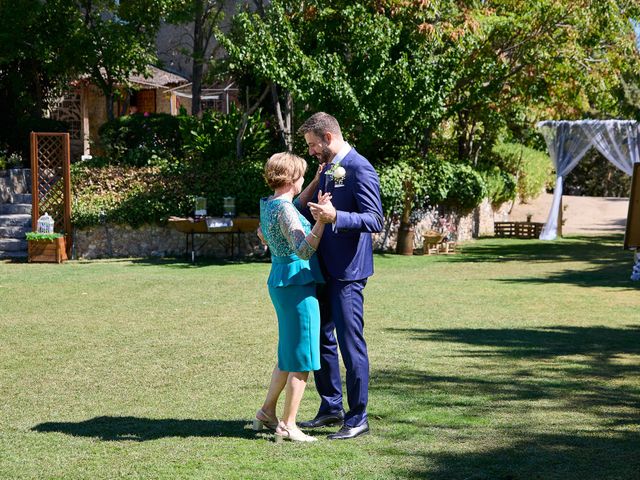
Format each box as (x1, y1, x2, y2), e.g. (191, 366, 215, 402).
(253, 409, 279, 431)
(274, 424, 317, 443)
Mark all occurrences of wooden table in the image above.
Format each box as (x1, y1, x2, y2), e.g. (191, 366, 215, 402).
(168, 216, 259, 262)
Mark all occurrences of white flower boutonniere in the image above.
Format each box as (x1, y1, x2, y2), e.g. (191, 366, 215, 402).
(327, 162, 346, 186)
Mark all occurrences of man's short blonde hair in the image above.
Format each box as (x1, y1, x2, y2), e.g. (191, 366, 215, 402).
(264, 152, 307, 189)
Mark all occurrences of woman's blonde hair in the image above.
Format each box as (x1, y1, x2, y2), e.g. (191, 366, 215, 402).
(264, 152, 307, 189)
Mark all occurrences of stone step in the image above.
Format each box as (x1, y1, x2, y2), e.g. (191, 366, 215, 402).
(0, 203, 31, 215)
(12, 193, 32, 204)
(0, 250, 28, 260)
(0, 214, 31, 227)
(0, 225, 30, 238)
(0, 238, 27, 252)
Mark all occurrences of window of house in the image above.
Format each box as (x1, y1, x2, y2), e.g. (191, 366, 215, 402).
(131, 89, 156, 114)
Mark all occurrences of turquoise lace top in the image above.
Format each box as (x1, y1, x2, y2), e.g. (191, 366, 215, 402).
(259, 197, 324, 287)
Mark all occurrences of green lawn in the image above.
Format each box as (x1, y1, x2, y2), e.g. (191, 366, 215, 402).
(1, 235, 639, 479)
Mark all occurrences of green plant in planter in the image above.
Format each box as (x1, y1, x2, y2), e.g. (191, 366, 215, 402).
(26, 232, 63, 241)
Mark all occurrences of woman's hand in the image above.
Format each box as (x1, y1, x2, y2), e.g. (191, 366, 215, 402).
(309, 189, 336, 224)
(257, 226, 266, 245)
(317, 189, 332, 206)
(312, 164, 323, 183)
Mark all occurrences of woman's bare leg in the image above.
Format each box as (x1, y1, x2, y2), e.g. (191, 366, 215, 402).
(261, 364, 288, 417)
(281, 371, 310, 427)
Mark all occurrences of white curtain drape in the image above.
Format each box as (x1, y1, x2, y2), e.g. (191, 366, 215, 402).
(585, 121, 640, 176)
(536, 121, 594, 240)
(536, 120, 640, 240)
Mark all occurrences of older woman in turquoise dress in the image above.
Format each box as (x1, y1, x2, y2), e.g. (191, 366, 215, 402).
(254, 152, 331, 442)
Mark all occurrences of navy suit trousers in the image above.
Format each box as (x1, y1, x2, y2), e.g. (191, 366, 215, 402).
(315, 278, 369, 428)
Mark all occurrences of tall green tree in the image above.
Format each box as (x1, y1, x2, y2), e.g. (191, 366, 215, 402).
(71, 0, 173, 120)
(166, 1, 228, 116)
(220, 0, 640, 165)
(0, 0, 79, 155)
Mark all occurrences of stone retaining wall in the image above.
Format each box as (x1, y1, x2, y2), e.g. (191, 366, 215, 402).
(0, 169, 31, 203)
(75, 200, 510, 259)
(373, 199, 510, 252)
(74, 223, 265, 259)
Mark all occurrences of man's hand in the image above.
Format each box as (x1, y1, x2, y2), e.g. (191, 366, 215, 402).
(309, 190, 336, 224)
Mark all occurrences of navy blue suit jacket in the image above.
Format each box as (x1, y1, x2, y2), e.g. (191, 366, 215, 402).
(302, 148, 383, 281)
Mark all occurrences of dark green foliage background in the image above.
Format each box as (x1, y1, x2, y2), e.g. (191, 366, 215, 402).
(73, 108, 276, 227)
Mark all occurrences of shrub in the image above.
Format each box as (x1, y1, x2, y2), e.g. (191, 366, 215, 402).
(443, 163, 487, 211)
(99, 113, 182, 167)
(74, 107, 277, 227)
(179, 105, 275, 216)
(71, 161, 189, 228)
(0, 144, 25, 170)
(379, 156, 487, 222)
(481, 166, 517, 206)
(491, 142, 553, 202)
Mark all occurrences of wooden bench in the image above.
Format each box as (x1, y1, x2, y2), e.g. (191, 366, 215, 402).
(494, 222, 544, 239)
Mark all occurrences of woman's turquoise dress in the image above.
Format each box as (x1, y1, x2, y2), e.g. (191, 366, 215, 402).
(260, 197, 324, 372)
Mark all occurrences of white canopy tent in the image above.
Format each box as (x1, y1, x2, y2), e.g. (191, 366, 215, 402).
(536, 120, 640, 240)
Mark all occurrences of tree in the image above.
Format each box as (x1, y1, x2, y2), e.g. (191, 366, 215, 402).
(219, 0, 452, 160)
(70, 0, 172, 120)
(219, 0, 640, 215)
(166, 1, 228, 117)
(0, 0, 79, 156)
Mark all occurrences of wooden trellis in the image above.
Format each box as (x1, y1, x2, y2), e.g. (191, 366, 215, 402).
(30, 132, 72, 256)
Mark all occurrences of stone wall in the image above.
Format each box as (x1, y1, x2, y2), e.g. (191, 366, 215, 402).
(75, 223, 265, 260)
(75, 199, 509, 259)
(373, 199, 509, 252)
(0, 169, 31, 203)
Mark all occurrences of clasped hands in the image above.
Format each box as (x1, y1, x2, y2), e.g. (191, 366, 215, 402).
(309, 189, 336, 224)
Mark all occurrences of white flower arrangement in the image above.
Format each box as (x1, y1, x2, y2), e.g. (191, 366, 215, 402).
(327, 162, 346, 185)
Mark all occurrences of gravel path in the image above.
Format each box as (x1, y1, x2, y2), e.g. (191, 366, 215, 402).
(509, 193, 629, 235)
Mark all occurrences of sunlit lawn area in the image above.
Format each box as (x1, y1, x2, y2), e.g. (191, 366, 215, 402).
(1, 235, 639, 479)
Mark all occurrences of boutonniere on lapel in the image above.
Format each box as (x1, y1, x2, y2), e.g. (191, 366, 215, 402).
(327, 162, 346, 186)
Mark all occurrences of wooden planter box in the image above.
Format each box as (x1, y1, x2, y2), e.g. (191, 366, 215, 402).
(28, 237, 68, 263)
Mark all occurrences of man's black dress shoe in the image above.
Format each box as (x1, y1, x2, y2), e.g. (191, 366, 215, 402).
(298, 412, 344, 428)
(327, 422, 370, 440)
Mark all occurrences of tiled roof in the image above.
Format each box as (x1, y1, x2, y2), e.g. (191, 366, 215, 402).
(128, 65, 189, 87)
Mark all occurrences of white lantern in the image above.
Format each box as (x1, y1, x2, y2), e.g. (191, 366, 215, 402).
(223, 196, 236, 218)
(37, 212, 55, 234)
(194, 196, 207, 219)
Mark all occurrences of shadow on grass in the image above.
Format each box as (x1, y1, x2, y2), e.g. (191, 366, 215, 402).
(31, 416, 257, 441)
(456, 234, 626, 264)
(389, 431, 640, 480)
(69, 254, 271, 269)
(387, 325, 640, 360)
(452, 235, 638, 289)
(374, 325, 640, 478)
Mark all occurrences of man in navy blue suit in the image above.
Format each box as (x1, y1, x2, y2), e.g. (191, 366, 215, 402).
(296, 112, 383, 440)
